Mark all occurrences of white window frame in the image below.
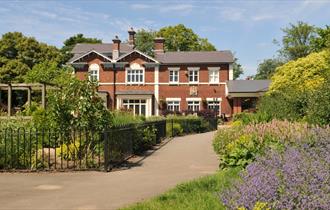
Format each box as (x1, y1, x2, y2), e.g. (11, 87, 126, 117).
(166, 98, 181, 111)
(188, 67, 199, 84)
(206, 98, 222, 115)
(88, 63, 99, 82)
(122, 99, 147, 116)
(167, 101, 180, 111)
(169, 67, 180, 84)
(208, 67, 220, 84)
(187, 99, 200, 112)
(125, 63, 145, 84)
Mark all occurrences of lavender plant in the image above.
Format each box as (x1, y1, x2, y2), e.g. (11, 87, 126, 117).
(221, 127, 330, 209)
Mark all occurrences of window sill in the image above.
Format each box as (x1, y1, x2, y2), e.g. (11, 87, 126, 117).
(188, 82, 199, 85)
(169, 82, 179, 86)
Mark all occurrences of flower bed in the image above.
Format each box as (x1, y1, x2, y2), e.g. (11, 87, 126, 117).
(221, 126, 330, 209)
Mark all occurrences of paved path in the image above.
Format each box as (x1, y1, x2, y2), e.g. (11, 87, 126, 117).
(0, 132, 219, 210)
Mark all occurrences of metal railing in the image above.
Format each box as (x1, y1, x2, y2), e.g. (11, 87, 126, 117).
(0, 117, 217, 172)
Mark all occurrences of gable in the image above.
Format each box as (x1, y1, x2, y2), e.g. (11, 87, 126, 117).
(116, 50, 159, 63)
(69, 50, 113, 64)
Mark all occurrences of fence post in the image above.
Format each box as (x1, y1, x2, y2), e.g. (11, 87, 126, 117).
(103, 129, 109, 172)
(171, 119, 174, 137)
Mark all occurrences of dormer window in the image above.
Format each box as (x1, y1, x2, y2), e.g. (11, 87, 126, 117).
(126, 63, 145, 84)
(88, 63, 99, 82)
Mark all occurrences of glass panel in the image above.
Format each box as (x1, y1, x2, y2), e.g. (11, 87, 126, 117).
(135, 104, 140, 115)
(141, 104, 146, 115)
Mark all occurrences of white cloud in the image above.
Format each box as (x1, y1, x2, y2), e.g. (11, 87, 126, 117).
(130, 3, 152, 10)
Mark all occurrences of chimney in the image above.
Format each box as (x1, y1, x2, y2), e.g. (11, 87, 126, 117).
(112, 35, 121, 60)
(128, 27, 136, 46)
(154, 37, 165, 54)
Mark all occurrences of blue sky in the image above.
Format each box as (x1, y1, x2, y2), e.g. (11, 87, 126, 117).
(1, 0, 330, 77)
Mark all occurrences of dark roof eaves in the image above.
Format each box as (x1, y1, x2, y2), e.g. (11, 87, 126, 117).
(159, 61, 233, 65)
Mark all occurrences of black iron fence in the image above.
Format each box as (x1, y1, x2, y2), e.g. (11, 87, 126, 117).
(166, 117, 218, 137)
(0, 120, 166, 171)
(0, 117, 217, 172)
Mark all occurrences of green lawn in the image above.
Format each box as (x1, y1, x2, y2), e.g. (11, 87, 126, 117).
(121, 168, 241, 210)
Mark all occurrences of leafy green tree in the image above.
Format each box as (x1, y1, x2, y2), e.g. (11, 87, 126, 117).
(0, 32, 63, 83)
(34, 79, 111, 131)
(270, 50, 330, 93)
(232, 57, 244, 80)
(134, 29, 156, 56)
(135, 24, 216, 55)
(61, 34, 102, 63)
(197, 38, 217, 51)
(25, 61, 73, 85)
(254, 58, 284, 79)
(312, 25, 330, 52)
(157, 24, 216, 51)
(275, 21, 316, 60)
(0, 60, 30, 83)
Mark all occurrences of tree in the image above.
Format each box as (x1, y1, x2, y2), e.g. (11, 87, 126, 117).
(276, 21, 316, 61)
(25, 61, 73, 85)
(134, 29, 156, 56)
(269, 50, 330, 93)
(233, 57, 243, 80)
(61, 34, 102, 63)
(157, 24, 216, 51)
(135, 24, 216, 55)
(311, 25, 330, 52)
(254, 58, 284, 80)
(0, 32, 63, 83)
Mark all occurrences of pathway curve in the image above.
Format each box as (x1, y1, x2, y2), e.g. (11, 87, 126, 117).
(0, 131, 219, 210)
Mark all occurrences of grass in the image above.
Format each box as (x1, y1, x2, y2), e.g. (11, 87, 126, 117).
(121, 168, 241, 210)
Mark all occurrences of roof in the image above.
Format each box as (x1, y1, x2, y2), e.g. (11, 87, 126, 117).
(155, 51, 234, 64)
(71, 43, 133, 54)
(70, 44, 234, 64)
(116, 49, 159, 63)
(227, 80, 271, 93)
(69, 50, 113, 63)
(116, 90, 154, 95)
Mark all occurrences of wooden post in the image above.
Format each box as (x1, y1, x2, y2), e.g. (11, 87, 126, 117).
(27, 87, 32, 107)
(41, 83, 46, 109)
(7, 84, 12, 116)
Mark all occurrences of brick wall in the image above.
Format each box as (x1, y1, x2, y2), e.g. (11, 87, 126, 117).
(73, 53, 232, 115)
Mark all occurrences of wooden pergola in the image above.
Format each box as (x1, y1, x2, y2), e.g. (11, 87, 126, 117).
(0, 83, 58, 116)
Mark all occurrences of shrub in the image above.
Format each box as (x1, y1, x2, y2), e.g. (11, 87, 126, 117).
(56, 140, 80, 160)
(232, 112, 272, 126)
(306, 77, 330, 125)
(132, 125, 157, 154)
(166, 122, 183, 137)
(221, 126, 330, 209)
(213, 120, 317, 168)
(111, 110, 143, 127)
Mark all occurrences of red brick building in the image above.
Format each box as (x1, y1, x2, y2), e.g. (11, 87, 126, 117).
(69, 28, 254, 117)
